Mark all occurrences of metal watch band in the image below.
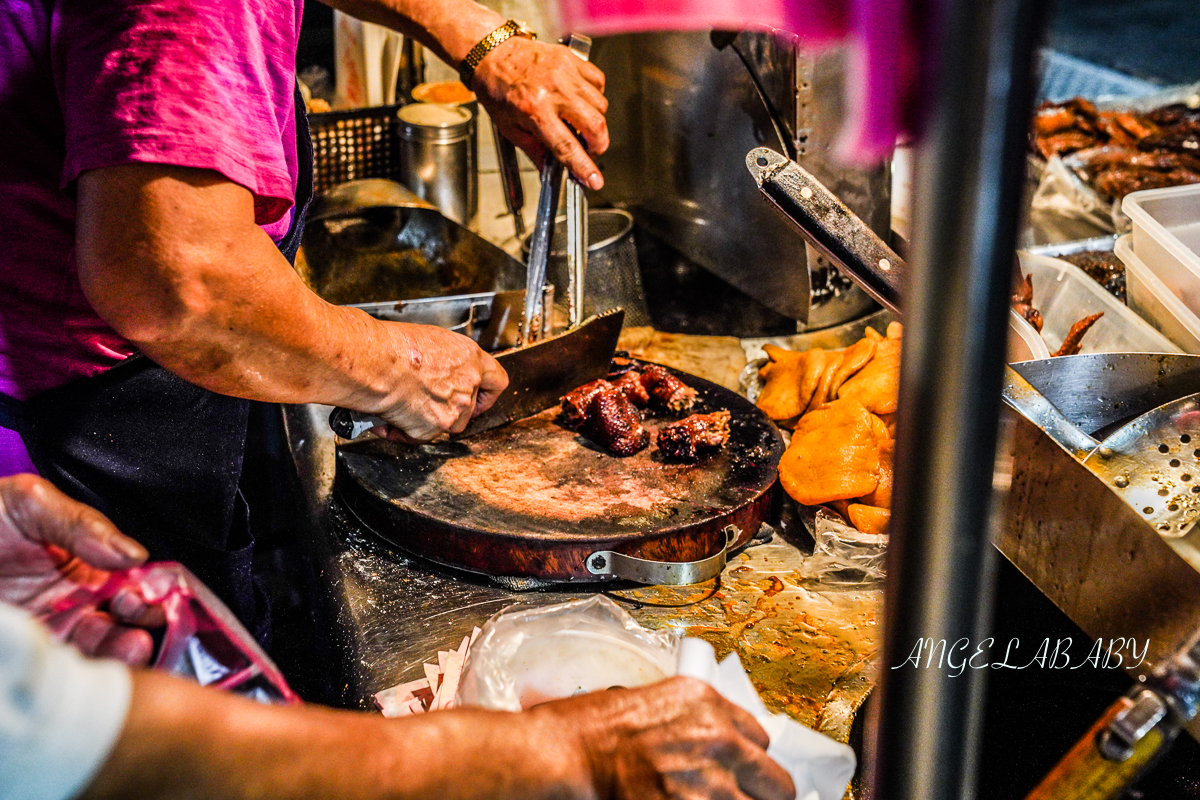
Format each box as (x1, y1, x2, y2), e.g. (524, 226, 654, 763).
(459, 20, 535, 87)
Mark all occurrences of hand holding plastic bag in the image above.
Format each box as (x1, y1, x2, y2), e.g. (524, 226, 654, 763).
(0, 474, 160, 664)
(37, 561, 300, 705)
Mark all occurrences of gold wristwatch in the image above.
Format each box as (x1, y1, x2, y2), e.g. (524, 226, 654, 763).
(459, 19, 536, 87)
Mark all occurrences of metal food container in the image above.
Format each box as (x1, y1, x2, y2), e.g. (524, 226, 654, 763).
(410, 81, 479, 164)
(397, 103, 477, 226)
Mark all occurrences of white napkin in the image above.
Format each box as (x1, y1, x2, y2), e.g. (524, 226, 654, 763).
(675, 638, 856, 800)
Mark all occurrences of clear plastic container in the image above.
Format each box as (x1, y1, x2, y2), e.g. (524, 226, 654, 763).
(1122, 184, 1200, 313)
(1008, 309, 1049, 361)
(1016, 250, 1179, 354)
(1115, 234, 1200, 353)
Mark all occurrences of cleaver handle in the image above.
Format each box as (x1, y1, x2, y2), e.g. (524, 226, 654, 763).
(746, 147, 905, 314)
(329, 408, 387, 440)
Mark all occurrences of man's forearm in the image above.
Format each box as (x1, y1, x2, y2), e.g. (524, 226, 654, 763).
(76, 164, 421, 414)
(80, 670, 592, 800)
(320, 0, 506, 74)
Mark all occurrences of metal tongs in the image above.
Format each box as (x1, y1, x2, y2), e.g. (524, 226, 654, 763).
(520, 34, 592, 343)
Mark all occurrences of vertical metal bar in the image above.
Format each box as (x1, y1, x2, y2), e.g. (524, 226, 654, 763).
(566, 182, 588, 327)
(867, 0, 1048, 797)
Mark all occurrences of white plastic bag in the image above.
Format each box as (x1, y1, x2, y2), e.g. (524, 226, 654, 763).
(456, 595, 679, 710)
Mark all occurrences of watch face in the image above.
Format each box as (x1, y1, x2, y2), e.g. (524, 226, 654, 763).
(513, 20, 536, 38)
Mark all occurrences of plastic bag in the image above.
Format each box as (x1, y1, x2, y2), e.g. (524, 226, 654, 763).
(457, 595, 679, 711)
(37, 561, 299, 705)
(799, 509, 887, 585)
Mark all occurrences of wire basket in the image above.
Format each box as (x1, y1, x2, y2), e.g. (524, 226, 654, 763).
(308, 104, 403, 194)
(521, 208, 651, 327)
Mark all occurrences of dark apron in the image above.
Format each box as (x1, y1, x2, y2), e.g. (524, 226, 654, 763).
(1, 87, 314, 644)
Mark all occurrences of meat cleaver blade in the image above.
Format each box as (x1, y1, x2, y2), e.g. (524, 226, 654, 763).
(457, 307, 624, 438)
(329, 308, 625, 441)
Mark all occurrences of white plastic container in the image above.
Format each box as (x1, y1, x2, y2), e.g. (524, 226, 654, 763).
(1016, 250, 1179, 355)
(1115, 234, 1200, 353)
(1123, 185, 1200, 315)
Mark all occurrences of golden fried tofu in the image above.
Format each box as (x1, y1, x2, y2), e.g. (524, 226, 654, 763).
(830, 337, 877, 394)
(778, 398, 880, 506)
(757, 345, 826, 425)
(861, 435, 894, 509)
(838, 337, 901, 415)
(886, 321, 904, 339)
(864, 326, 885, 342)
(848, 503, 891, 536)
(807, 351, 844, 415)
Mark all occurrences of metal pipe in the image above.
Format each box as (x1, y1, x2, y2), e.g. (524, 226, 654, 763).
(866, 0, 1048, 797)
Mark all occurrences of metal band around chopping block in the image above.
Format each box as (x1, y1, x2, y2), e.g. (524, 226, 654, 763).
(585, 526, 739, 585)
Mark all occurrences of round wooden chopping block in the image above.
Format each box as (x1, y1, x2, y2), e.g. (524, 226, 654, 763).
(335, 363, 784, 581)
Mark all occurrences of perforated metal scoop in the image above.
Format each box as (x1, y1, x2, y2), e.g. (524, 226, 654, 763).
(1082, 393, 1200, 537)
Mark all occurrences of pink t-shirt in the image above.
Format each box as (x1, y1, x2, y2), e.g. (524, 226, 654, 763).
(0, 0, 304, 405)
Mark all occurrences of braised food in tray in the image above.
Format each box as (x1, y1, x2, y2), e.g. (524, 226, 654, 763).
(1011, 269, 1104, 356)
(1031, 96, 1200, 200)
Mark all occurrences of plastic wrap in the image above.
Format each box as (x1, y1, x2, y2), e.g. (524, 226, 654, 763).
(456, 595, 679, 711)
(799, 508, 887, 585)
(37, 561, 299, 704)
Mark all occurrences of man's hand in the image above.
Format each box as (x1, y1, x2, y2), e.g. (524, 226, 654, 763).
(321, 0, 609, 189)
(533, 676, 797, 800)
(371, 323, 508, 442)
(471, 36, 609, 190)
(0, 474, 160, 665)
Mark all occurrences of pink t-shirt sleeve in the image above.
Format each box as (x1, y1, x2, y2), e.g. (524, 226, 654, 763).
(54, 0, 300, 232)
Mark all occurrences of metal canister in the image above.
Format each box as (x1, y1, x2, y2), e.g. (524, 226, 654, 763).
(410, 81, 480, 188)
(396, 102, 477, 226)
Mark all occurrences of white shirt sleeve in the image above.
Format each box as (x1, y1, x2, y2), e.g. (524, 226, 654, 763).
(0, 602, 132, 800)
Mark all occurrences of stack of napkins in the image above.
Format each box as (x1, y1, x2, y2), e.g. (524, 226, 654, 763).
(676, 638, 856, 800)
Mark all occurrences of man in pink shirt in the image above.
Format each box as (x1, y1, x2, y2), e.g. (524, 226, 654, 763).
(0, 0, 610, 637)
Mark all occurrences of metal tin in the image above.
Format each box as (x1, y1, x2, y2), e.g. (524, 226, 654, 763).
(410, 81, 479, 158)
(396, 102, 477, 225)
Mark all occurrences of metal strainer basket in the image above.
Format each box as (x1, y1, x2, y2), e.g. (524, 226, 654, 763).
(522, 208, 650, 327)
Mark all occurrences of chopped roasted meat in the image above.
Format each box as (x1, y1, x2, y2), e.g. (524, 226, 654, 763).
(1032, 98, 1200, 199)
(560, 379, 611, 428)
(1052, 312, 1104, 357)
(657, 411, 731, 462)
(639, 365, 697, 413)
(611, 370, 650, 407)
(582, 388, 649, 456)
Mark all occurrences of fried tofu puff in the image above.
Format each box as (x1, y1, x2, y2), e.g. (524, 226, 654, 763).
(757, 345, 826, 426)
(778, 398, 881, 506)
(837, 336, 901, 415)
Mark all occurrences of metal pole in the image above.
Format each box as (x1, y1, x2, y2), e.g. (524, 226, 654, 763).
(866, 0, 1048, 797)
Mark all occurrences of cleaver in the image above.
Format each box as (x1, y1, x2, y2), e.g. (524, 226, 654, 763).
(329, 308, 625, 441)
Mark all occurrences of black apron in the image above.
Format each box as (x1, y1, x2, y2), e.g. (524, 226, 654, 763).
(2, 87, 314, 644)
